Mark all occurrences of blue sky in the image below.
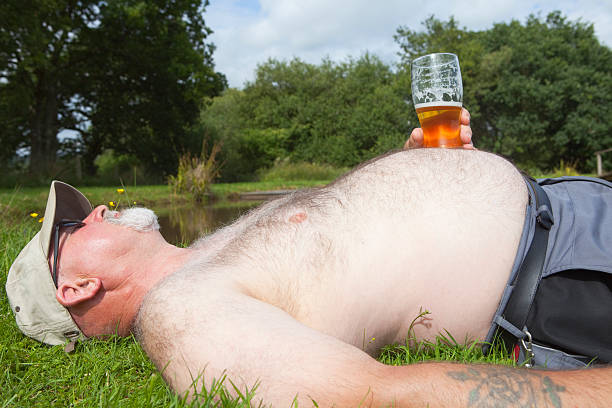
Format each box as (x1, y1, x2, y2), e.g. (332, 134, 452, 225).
(205, 0, 612, 88)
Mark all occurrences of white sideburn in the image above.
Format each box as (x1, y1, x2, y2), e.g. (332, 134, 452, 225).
(104, 207, 160, 232)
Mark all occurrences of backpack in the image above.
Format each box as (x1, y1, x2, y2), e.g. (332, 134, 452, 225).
(486, 176, 612, 369)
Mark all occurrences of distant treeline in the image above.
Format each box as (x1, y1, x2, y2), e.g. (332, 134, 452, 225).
(1, 6, 611, 185)
(202, 11, 612, 181)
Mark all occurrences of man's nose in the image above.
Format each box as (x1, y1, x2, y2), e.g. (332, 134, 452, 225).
(83, 205, 108, 223)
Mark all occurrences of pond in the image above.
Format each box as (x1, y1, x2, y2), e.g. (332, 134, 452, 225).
(154, 201, 261, 245)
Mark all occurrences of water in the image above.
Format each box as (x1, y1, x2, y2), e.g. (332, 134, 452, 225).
(155, 202, 260, 245)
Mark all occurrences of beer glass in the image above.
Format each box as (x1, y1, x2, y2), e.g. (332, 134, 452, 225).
(411, 53, 463, 148)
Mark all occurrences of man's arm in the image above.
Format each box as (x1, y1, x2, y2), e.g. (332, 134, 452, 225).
(389, 362, 611, 407)
(137, 285, 612, 407)
(137, 287, 393, 406)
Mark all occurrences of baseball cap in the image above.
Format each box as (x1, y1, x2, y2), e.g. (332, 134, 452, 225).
(6, 181, 92, 345)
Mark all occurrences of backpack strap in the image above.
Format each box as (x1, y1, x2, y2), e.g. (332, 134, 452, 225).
(498, 177, 554, 361)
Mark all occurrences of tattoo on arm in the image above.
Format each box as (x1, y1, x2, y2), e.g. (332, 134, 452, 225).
(447, 366, 565, 407)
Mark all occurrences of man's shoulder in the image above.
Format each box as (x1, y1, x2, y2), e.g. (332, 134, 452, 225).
(134, 265, 241, 352)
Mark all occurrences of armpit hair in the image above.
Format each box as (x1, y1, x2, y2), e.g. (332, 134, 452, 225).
(133, 284, 169, 365)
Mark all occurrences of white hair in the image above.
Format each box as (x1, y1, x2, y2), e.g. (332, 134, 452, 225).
(103, 207, 160, 232)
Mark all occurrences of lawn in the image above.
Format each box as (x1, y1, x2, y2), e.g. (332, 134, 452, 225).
(0, 183, 516, 407)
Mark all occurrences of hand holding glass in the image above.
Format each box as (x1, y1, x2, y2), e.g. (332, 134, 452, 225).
(411, 53, 463, 148)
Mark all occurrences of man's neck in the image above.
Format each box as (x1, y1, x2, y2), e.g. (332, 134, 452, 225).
(114, 241, 195, 336)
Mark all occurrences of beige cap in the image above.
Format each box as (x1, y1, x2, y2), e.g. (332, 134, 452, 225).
(6, 181, 92, 345)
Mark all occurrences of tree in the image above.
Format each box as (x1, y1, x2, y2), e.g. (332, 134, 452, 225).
(476, 12, 612, 170)
(0, 0, 225, 180)
(0, 0, 99, 176)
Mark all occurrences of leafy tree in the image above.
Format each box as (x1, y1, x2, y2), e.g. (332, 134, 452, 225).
(81, 0, 226, 177)
(194, 89, 251, 181)
(477, 12, 612, 170)
(395, 16, 481, 65)
(0, 0, 225, 180)
(0, 0, 99, 177)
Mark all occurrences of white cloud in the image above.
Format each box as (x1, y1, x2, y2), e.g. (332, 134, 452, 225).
(206, 0, 612, 88)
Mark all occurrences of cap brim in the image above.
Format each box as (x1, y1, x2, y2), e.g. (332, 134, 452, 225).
(39, 181, 93, 258)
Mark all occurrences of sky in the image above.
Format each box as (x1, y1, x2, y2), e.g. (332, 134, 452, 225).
(205, 0, 612, 89)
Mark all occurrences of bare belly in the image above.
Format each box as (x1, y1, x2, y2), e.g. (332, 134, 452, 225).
(198, 149, 529, 354)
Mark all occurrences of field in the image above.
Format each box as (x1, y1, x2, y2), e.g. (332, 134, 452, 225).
(0, 183, 515, 407)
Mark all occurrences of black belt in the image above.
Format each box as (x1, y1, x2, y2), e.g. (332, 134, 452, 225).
(498, 177, 554, 353)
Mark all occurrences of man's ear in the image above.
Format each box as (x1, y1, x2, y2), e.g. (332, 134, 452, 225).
(56, 278, 102, 307)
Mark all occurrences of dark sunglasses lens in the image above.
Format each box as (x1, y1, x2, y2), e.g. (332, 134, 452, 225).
(52, 221, 85, 288)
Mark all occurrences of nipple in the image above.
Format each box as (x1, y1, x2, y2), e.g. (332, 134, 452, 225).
(288, 212, 307, 224)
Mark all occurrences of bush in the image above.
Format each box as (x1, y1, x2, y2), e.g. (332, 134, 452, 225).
(168, 142, 222, 202)
(258, 159, 348, 182)
(548, 160, 581, 178)
(521, 160, 582, 179)
(94, 149, 150, 185)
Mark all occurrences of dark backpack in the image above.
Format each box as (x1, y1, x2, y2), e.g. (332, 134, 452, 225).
(485, 176, 612, 369)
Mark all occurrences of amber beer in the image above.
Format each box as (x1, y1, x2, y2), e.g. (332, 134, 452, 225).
(415, 102, 462, 148)
(411, 53, 463, 148)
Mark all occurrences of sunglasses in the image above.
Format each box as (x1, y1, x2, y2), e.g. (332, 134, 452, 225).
(52, 220, 86, 288)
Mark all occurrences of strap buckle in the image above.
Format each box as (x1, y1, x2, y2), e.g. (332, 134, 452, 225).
(520, 329, 535, 368)
(536, 205, 553, 230)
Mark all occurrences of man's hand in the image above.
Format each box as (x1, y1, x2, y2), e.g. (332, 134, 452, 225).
(405, 107, 474, 150)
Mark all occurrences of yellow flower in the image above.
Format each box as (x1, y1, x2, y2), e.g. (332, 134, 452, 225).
(109, 201, 116, 207)
(117, 188, 125, 194)
(133, 201, 137, 205)
(30, 212, 38, 218)
(38, 217, 44, 223)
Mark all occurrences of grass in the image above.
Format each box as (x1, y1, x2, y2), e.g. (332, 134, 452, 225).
(0, 181, 330, 223)
(0, 183, 517, 407)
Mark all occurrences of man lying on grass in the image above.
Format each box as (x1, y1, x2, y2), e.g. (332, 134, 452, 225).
(7, 110, 612, 406)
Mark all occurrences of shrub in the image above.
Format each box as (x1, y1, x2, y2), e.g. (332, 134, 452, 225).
(258, 159, 348, 182)
(522, 160, 582, 179)
(94, 149, 149, 185)
(550, 160, 580, 177)
(168, 141, 222, 202)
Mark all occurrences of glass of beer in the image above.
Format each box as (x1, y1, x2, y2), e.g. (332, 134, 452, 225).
(411, 53, 463, 148)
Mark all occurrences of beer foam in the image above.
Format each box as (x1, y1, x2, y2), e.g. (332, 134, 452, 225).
(411, 55, 463, 106)
(415, 101, 463, 109)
